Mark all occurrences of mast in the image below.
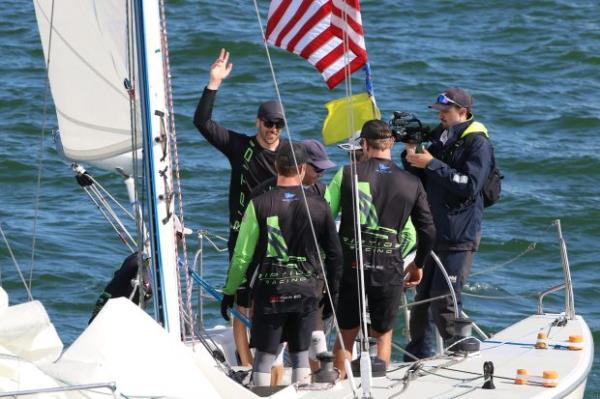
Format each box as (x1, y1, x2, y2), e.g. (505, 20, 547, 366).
(132, 0, 181, 338)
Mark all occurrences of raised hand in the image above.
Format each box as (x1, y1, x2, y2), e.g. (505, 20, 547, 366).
(207, 48, 233, 90)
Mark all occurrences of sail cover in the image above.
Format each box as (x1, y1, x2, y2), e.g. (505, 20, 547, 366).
(34, 0, 140, 163)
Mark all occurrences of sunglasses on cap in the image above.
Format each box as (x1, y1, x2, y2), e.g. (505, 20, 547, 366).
(262, 119, 285, 129)
(436, 94, 465, 108)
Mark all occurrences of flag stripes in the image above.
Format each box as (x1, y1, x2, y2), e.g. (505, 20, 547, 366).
(266, 0, 367, 89)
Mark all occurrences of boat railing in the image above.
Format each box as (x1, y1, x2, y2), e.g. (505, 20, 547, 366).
(0, 382, 117, 398)
(537, 283, 567, 315)
(554, 219, 576, 320)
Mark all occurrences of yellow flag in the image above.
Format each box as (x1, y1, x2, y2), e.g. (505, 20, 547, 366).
(321, 92, 380, 145)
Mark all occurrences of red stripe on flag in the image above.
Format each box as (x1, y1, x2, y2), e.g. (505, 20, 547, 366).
(331, 8, 364, 36)
(314, 43, 344, 71)
(335, 0, 361, 11)
(274, 0, 313, 47)
(325, 53, 367, 89)
(330, 26, 367, 59)
(266, 0, 293, 38)
(299, 29, 333, 61)
(286, 2, 332, 53)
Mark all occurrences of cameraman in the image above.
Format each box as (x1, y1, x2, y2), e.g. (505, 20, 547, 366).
(401, 87, 493, 359)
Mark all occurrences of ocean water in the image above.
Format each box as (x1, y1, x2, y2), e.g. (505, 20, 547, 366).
(1, 0, 598, 396)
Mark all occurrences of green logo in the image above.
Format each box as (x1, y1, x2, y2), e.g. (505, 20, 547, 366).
(358, 182, 378, 228)
(266, 216, 289, 261)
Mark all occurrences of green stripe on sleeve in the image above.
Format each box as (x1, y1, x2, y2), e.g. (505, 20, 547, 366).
(327, 167, 344, 218)
(223, 201, 259, 295)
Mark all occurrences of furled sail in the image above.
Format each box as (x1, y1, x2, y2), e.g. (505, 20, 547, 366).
(34, 0, 140, 171)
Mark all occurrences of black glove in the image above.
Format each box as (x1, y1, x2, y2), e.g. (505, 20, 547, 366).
(220, 294, 235, 321)
(321, 292, 338, 320)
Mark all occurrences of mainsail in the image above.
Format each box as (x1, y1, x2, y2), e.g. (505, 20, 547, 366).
(33, 0, 141, 172)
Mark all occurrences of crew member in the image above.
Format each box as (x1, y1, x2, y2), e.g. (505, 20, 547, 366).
(329, 120, 436, 376)
(89, 217, 191, 324)
(402, 87, 493, 359)
(249, 138, 337, 373)
(220, 142, 343, 386)
(193, 48, 285, 367)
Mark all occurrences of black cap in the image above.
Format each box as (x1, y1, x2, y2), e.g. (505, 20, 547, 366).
(276, 142, 308, 169)
(359, 119, 393, 139)
(257, 100, 284, 121)
(429, 87, 473, 110)
(302, 139, 336, 170)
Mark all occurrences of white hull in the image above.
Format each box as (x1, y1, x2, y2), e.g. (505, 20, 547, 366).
(0, 285, 592, 398)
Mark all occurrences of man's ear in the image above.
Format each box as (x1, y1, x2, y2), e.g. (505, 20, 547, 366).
(256, 118, 261, 129)
(300, 163, 307, 177)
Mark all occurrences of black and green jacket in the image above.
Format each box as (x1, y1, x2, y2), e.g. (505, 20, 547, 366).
(223, 185, 343, 314)
(328, 158, 436, 286)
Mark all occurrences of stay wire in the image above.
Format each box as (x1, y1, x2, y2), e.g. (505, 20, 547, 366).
(158, 0, 195, 340)
(125, 0, 147, 312)
(29, 0, 57, 293)
(251, 2, 357, 395)
(1, 224, 34, 301)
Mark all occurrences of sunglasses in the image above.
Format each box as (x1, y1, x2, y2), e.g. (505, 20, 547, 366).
(436, 94, 465, 108)
(262, 119, 285, 129)
(309, 164, 324, 174)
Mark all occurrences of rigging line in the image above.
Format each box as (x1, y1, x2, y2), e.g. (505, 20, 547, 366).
(470, 242, 536, 277)
(251, 2, 358, 394)
(125, 0, 148, 312)
(1, 224, 34, 301)
(125, 0, 150, 321)
(462, 291, 536, 300)
(83, 186, 136, 252)
(204, 234, 228, 252)
(158, 0, 194, 339)
(87, 183, 137, 248)
(29, 0, 57, 293)
(87, 174, 135, 220)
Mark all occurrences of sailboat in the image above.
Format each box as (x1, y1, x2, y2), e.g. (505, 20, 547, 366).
(0, 0, 593, 398)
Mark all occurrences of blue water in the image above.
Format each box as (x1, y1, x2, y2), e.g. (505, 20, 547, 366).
(1, 0, 598, 396)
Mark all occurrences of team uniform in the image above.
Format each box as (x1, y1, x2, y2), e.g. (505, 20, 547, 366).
(223, 185, 343, 354)
(193, 87, 282, 257)
(328, 158, 436, 333)
(194, 87, 283, 306)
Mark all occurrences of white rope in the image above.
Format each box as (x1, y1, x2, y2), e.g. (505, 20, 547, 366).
(87, 183, 137, 248)
(250, 2, 357, 394)
(87, 174, 135, 220)
(1, 224, 33, 301)
(82, 186, 136, 252)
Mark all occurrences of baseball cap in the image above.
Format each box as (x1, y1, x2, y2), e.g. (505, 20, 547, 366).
(429, 87, 473, 111)
(173, 216, 192, 236)
(257, 100, 284, 121)
(302, 139, 336, 171)
(359, 119, 393, 140)
(276, 142, 309, 169)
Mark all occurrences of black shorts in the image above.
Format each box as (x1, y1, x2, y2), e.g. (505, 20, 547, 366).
(235, 280, 253, 308)
(251, 310, 316, 354)
(336, 283, 403, 333)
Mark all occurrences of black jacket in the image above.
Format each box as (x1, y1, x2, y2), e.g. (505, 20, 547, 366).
(402, 118, 492, 250)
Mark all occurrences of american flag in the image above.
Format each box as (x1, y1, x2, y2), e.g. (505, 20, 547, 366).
(266, 0, 368, 89)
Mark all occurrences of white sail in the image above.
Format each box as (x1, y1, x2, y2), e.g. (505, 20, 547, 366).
(33, 0, 140, 170)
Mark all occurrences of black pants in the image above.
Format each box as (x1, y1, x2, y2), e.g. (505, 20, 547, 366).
(405, 250, 474, 359)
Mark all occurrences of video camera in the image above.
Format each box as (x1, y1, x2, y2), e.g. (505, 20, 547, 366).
(388, 112, 432, 145)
